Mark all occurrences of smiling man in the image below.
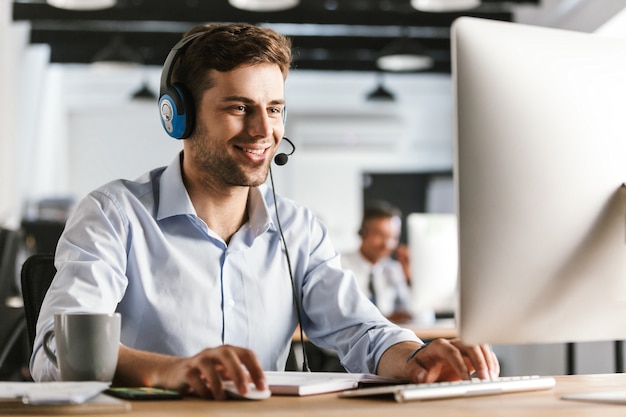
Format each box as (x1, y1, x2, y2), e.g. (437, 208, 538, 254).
(31, 23, 499, 400)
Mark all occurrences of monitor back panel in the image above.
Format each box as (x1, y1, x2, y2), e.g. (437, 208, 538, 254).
(453, 17, 626, 345)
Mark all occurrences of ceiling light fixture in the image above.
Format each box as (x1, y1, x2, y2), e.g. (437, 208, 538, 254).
(376, 38, 433, 72)
(366, 74, 395, 102)
(228, 0, 299, 12)
(411, 0, 481, 12)
(91, 36, 143, 70)
(131, 81, 157, 101)
(47, 0, 117, 11)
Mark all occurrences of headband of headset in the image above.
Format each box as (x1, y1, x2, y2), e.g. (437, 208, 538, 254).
(158, 31, 207, 139)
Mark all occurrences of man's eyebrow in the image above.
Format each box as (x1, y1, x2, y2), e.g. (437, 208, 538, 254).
(221, 96, 285, 106)
(221, 95, 252, 104)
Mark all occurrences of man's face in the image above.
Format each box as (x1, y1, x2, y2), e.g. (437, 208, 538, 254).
(360, 216, 401, 264)
(184, 63, 285, 188)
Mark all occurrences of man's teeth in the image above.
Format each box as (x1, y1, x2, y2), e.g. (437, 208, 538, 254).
(242, 148, 264, 155)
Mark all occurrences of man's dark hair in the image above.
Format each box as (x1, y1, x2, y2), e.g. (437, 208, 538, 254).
(172, 23, 292, 115)
(358, 200, 402, 237)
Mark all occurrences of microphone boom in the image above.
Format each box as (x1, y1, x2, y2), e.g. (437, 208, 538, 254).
(274, 137, 296, 166)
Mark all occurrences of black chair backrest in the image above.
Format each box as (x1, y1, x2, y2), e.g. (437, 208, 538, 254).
(20, 253, 56, 353)
(21, 220, 65, 255)
(0, 228, 27, 377)
(0, 227, 21, 297)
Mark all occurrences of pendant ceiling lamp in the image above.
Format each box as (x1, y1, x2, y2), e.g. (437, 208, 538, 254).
(47, 0, 117, 10)
(228, 0, 299, 12)
(366, 74, 395, 102)
(91, 36, 143, 70)
(411, 0, 481, 12)
(131, 81, 157, 101)
(376, 38, 433, 72)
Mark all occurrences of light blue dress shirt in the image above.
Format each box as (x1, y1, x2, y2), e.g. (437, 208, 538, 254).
(31, 153, 419, 381)
(341, 251, 412, 317)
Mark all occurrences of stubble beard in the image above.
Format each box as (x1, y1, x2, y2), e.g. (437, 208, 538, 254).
(187, 128, 271, 188)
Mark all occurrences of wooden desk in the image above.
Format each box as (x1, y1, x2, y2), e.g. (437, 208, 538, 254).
(17, 373, 626, 416)
(405, 318, 457, 340)
(292, 319, 457, 342)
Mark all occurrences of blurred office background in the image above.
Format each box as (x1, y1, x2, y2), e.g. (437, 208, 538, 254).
(2, 0, 626, 380)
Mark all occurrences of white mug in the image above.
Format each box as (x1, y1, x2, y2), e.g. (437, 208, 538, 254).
(43, 312, 121, 382)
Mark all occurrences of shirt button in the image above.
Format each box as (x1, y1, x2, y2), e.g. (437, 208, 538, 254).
(228, 299, 235, 307)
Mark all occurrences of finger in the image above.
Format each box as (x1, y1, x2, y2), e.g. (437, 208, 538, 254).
(442, 340, 473, 380)
(214, 345, 267, 394)
(454, 341, 492, 380)
(478, 344, 498, 380)
(210, 346, 249, 394)
(205, 362, 227, 400)
(188, 346, 244, 399)
(404, 356, 429, 383)
(422, 364, 448, 384)
(185, 367, 215, 399)
(478, 344, 500, 380)
(236, 348, 267, 390)
(490, 349, 501, 379)
(421, 339, 470, 381)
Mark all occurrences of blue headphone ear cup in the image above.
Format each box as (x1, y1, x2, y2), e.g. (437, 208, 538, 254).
(159, 83, 195, 139)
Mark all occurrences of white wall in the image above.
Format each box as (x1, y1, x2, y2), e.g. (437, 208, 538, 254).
(0, 0, 29, 229)
(67, 103, 183, 200)
(42, 66, 454, 251)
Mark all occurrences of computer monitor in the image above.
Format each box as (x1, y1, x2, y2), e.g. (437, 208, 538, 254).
(406, 213, 458, 319)
(453, 17, 626, 346)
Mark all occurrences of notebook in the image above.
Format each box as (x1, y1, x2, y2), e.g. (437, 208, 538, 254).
(0, 381, 110, 405)
(338, 375, 556, 402)
(0, 394, 130, 415)
(264, 371, 403, 396)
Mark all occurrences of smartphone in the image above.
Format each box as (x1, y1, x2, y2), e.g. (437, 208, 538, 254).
(105, 387, 183, 400)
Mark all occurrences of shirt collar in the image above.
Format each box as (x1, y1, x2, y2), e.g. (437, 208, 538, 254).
(156, 152, 274, 239)
(157, 153, 195, 221)
(356, 250, 387, 272)
(247, 185, 273, 236)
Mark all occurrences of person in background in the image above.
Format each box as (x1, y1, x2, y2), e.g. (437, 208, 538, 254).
(30, 23, 499, 400)
(342, 201, 413, 324)
(393, 243, 412, 286)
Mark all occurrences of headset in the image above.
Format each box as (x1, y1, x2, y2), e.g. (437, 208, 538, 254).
(158, 30, 290, 147)
(158, 31, 207, 139)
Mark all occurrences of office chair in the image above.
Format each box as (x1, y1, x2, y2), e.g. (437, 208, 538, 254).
(21, 220, 65, 255)
(20, 253, 56, 354)
(0, 227, 29, 380)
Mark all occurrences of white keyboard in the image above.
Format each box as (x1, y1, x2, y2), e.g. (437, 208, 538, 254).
(338, 375, 556, 403)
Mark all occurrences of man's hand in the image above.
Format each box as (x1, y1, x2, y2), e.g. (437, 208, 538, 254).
(377, 338, 500, 383)
(114, 344, 266, 400)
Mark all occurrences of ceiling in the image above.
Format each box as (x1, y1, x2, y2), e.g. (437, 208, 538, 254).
(11, 0, 541, 73)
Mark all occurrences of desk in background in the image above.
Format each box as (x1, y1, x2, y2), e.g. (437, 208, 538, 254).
(14, 373, 626, 417)
(405, 318, 457, 341)
(292, 318, 457, 342)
